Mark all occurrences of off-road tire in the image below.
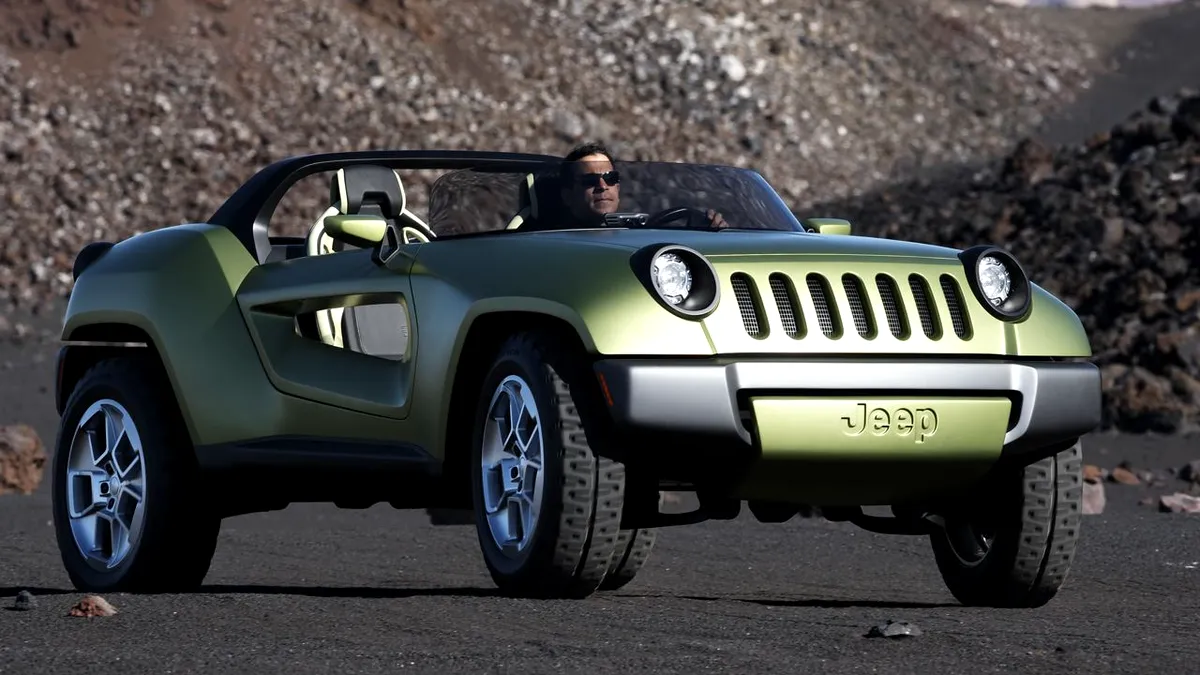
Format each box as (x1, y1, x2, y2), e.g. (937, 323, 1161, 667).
(469, 331, 625, 599)
(600, 526, 657, 591)
(51, 356, 221, 592)
(930, 441, 1084, 608)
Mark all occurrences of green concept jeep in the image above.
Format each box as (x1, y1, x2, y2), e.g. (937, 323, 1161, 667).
(51, 150, 1101, 606)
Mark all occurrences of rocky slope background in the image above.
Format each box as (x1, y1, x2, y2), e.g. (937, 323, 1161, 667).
(0, 0, 1197, 433)
(813, 90, 1200, 433)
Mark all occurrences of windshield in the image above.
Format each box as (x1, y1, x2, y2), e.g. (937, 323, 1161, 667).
(425, 160, 803, 237)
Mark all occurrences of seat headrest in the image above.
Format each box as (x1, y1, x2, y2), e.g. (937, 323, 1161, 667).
(515, 170, 566, 228)
(330, 165, 407, 218)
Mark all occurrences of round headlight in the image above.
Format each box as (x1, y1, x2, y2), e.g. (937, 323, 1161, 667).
(651, 251, 693, 305)
(958, 246, 1031, 321)
(977, 255, 1012, 307)
(632, 244, 720, 318)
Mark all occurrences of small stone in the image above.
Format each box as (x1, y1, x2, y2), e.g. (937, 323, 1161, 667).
(0, 424, 47, 496)
(1109, 466, 1140, 485)
(1180, 460, 1200, 484)
(12, 590, 36, 611)
(865, 620, 922, 638)
(68, 594, 118, 618)
(1082, 480, 1106, 515)
(1083, 464, 1103, 483)
(1159, 493, 1200, 514)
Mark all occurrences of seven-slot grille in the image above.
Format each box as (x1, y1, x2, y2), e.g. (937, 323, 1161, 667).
(730, 271, 972, 341)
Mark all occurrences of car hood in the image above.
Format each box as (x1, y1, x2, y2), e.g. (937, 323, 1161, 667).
(520, 227, 964, 260)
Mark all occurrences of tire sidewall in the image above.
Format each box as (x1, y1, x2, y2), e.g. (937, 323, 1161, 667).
(52, 375, 155, 591)
(470, 344, 567, 581)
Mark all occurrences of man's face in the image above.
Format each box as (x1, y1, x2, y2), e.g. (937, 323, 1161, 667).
(561, 153, 620, 222)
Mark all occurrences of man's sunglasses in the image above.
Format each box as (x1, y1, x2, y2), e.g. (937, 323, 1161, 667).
(575, 170, 620, 188)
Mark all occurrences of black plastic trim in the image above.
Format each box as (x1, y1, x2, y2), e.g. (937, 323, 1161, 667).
(957, 245, 1032, 321)
(194, 435, 436, 473)
(629, 243, 721, 319)
(207, 149, 563, 264)
(72, 241, 115, 280)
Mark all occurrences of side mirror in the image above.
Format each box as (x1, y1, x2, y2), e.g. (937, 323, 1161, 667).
(324, 214, 387, 248)
(803, 217, 853, 235)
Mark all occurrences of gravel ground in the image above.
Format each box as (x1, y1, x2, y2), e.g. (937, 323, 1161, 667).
(2, 290, 1199, 675)
(2, 446, 1198, 675)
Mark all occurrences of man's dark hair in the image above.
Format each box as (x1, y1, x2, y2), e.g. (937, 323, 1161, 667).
(559, 141, 615, 183)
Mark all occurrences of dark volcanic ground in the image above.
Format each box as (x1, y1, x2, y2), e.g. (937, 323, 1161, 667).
(2, 300, 1199, 675)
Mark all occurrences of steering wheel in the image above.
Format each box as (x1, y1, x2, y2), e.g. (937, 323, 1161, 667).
(644, 206, 708, 229)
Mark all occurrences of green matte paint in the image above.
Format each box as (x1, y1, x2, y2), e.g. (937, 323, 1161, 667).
(58, 188, 1093, 484)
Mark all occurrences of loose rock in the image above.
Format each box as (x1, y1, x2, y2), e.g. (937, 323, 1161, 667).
(12, 590, 36, 611)
(67, 594, 117, 618)
(818, 88, 1200, 433)
(865, 620, 922, 638)
(1082, 480, 1106, 515)
(1109, 466, 1140, 486)
(0, 424, 47, 495)
(1159, 493, 1200, 514)
(0, 0, 1096, 314)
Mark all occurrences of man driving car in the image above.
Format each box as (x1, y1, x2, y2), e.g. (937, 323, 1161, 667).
(557, 141, 729, 229)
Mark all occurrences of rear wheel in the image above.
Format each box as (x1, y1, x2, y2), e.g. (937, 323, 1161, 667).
(469, 331, 625, 599)
(601, 525, 658, 591)
(930, 441, 1084, 608)
(51, 356, 221, 592)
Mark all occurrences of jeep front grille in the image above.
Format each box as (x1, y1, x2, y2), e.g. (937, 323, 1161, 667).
(731, 273, 766, 338)
(729, 270, 972, 342)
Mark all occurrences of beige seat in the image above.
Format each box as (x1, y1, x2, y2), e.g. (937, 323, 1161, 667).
(305, 165, 435, 348)
(505, 171, 566, 231)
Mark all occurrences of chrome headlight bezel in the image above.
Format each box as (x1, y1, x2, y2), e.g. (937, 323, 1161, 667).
(958, 245, 1032, 321)
(631, 244, 720, 319)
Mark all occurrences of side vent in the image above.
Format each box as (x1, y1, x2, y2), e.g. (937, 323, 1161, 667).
(806, 273, 841, 339)
(731, 273, 767, 338)
(908, 274, 942, 339)
(939, 274, 972, 339)
(768, 273, 805, 339)
(875, 274, 910, 339)
(841, 273, 876, 339)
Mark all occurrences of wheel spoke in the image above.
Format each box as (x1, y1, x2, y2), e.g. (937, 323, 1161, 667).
(111, 429, 141, 480)
(481, 463, 508, 515)
(66, 469, 108, 519)
(64, 398, 148, 571)
(505, 382, 525, 439)
(86, 412, 110, 468)
(114, 486, 143, 537)
(479, 374, 546, 555)
(92, 512, 115, 560)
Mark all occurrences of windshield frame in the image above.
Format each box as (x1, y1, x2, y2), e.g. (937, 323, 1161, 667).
(424, 159, 805, 239)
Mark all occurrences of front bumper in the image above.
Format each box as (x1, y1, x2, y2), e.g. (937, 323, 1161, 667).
(592, 358, 1101, 458)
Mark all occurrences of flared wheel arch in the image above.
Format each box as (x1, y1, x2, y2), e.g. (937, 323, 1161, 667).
(441, 311, 606, 510)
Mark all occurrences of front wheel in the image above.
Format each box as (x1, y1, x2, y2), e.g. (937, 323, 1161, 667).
(51, 356, 221, 593)
(929, 441, 1084, 608)
(469, 331, 625, 599)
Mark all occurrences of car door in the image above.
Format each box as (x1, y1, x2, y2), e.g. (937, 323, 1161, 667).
(234, 242, 421, 421)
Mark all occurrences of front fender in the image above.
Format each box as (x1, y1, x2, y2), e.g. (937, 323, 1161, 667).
(1007, 283, 1093, 358)
(409, 236, 716, 357)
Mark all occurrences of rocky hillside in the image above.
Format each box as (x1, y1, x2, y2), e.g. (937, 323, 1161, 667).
(814, 88, 1200, 434)
(0, 0, 1096, 308)
(6, 0, 1196, 434)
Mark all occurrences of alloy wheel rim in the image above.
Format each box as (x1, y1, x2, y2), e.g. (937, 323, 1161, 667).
(479, 375, 545, 554)
(65, 399, 148, 571)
